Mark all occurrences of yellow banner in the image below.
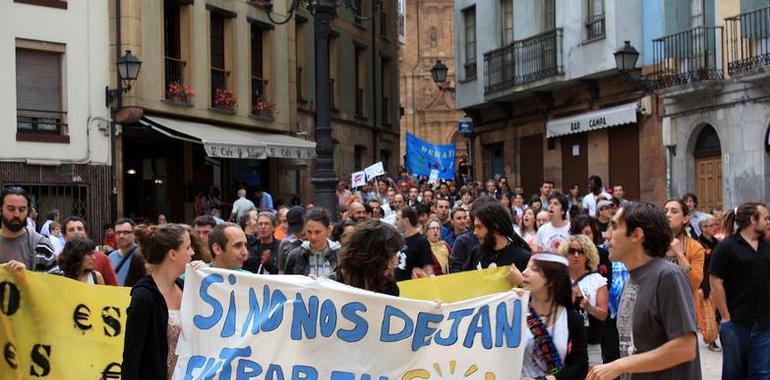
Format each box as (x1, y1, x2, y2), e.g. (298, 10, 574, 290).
(398, 266, 514, 303)
(0, 268, 130, 379)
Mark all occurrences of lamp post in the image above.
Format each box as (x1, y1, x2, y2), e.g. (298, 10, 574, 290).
(429, 60, 473, 184)
(256, 1, 381, 219)
(430, 60, 455, 93)
(106, 50, 142, 221)
(613, 41, 655, 92)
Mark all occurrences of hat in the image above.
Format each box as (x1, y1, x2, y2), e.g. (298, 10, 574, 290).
(286, 206, 305, 235)
(531, 253, 569, 267)
(597, 200, 614, 210)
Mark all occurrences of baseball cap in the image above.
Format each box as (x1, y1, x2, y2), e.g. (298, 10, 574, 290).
(597, 200, 614, 210)
(286, 206, 305, 235)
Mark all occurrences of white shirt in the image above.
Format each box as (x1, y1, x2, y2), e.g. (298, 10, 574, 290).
(535, 221, 571, 252)
(575, 272, 608, 307)
(582, 190, 612, 217)
(231, 197, 256, 220)
(522, 307, 569, 378)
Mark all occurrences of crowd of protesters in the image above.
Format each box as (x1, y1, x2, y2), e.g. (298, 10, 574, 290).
(1, 168, 769, 379)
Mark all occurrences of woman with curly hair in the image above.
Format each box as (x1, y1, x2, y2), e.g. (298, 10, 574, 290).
(333, 219, 404, 296)
(558, 235, 608, 367)
(58, 237, 105, 285)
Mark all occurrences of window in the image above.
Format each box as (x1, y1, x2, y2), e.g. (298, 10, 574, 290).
(251, 24, 270, 116)
(501, 0, 514, 45)
(354, 145, 366, 171)
(380, 149, 391, 171)
(164, 1, 185, 100)
(690, 0, 704, 27)
(543, 0, 555, 31)
(355, 45, 367, 117)
(381, 58, 392, 124)
(210, 12, 228, 107)
(586, 0, 605, 40)
(463, 7, 477, 80)
(354, 0, 365, 25)
(296, 18, 307, 102)
(16, 41, 68, 142)
(380, 0, 389, 36)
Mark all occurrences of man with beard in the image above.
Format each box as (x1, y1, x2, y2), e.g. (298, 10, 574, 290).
(0, 187, 57, 273)
(464, 202, 531, 273)
(243, 211, 280, 274)
(347, 201, 367, 223)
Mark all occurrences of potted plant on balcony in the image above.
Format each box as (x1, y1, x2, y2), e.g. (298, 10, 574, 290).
(213, 88, 237, 111)
(253, 97, 276, 118)
(167, 81, 195, 103)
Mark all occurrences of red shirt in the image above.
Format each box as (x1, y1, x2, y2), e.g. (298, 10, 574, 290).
(94, 250, 118, 286)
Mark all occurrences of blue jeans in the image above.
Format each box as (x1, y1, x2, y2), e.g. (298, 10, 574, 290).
(720, 321, 770, 379)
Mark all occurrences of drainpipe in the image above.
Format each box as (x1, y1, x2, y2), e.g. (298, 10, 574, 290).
(372, 6, 378, 167)
(410, 0, 421, 136)
(109, 0, 122, 221)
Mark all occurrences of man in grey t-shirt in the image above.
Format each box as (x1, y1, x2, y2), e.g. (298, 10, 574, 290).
(588, 202, 700, 380)
(0, 187, 57, 273)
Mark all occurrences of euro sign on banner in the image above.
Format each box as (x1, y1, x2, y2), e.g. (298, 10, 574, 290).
(405, 133, 456, 179)
(174, 267, 528, 379)
(0, 268, 130, 380)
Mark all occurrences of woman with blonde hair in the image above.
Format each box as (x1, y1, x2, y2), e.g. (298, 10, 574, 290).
(558, 234, 608, 367)
(425, 218, 451, 275)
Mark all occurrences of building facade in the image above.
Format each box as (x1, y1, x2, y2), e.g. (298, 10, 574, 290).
(112, 0, 317, 222)
(453, 0, 667, 203)
(399, 0, 467, 167)
(654, 0, 770, 210)
(293, 0, 401, 200)
(1, 0, 112, 237)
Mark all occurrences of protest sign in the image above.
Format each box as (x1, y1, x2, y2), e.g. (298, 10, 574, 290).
(364, 162, 386, 180)
(398, 266, 516, 303)
(174, 267, 527, 379)
(0, 268, 130, 380)
(428, 169, 439, 185)
(351, 171, 366, 188)
(405, 133, 456, 179)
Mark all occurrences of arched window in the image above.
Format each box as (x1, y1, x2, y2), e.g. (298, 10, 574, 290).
(694, 125, 721, 158)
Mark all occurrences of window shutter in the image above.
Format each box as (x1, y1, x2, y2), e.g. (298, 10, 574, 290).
(16, 49, 61, 112)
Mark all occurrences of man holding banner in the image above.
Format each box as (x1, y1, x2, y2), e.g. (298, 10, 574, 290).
(0, 186, 58, 273)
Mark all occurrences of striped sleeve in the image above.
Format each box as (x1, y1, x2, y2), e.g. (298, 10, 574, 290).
(33, 236, 60, 274)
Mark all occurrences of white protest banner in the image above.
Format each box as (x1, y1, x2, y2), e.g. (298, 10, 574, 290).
(364, 162, 385, 180)
(351, 171, 366, 188)
(174, 267, 527, 380)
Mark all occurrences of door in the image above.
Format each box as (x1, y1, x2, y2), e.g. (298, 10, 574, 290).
(696, 157, 722, 211)
(561, 133, 588, 194)
(609, 125, 640, 200)
(484, 142, 505, 179)
(520, 134, 544, 197)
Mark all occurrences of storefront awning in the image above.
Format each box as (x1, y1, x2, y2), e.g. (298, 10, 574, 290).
(140, 116, 316, 160)
(546, 102, 639, 138)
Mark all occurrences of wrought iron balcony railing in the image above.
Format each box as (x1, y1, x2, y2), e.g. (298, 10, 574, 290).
(725, 6, 770, 76)
(649, 26, 724, 89)
(586, 15, 605, 40)
(17, 109, 67, 134)
(484, 28, 563, 95)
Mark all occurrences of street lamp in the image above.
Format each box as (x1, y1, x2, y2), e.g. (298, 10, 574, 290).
(255, 0, 381, 219)
(613, 41, 655, 92)
(106, 50, 142, 221)
(430, 60, 455, 92)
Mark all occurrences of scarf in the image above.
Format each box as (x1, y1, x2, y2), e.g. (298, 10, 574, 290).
(527, 306, 564, 375)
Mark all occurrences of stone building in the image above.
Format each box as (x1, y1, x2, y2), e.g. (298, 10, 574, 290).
(453, 0, 666, 202)
(399, 0, 467, 168)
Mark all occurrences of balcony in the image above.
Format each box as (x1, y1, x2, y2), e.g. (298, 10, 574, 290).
(484, 28, 564, 96)
(17, 109, 67, 134)
(586, 15, 605, 41)
(251, 77, 272, 117)
(210, 67, 230, 107)
(165, 57, 188, 101)
(648, 26, 724, 91)
(725, 6, 770, 78)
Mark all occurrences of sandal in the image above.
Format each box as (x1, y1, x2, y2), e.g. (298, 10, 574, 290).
(708, 342, 722, 352)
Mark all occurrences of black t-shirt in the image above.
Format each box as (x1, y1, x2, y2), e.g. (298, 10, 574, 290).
(710, 234, 770, 328)
(468, 242, 530, 272)
(395, 233, 433, 282)
(598, 221, 609, 238)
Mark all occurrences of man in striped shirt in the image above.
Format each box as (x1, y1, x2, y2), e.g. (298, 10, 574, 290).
(0, 186, 58, 273)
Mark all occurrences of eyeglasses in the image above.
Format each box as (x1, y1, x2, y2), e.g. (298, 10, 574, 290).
(568, 248, 585, 255)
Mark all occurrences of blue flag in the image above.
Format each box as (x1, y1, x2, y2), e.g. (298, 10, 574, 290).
(405, 133, 456, 179)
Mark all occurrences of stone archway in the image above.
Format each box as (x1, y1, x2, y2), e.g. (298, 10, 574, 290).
(692, 124, 722, 211)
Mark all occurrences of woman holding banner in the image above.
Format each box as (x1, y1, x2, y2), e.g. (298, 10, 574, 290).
(521, 253, 588, 380)
(122, 223, 194, 380)
(333, 219, 403, 296)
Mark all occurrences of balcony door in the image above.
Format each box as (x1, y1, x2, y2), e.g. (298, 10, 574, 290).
(693, 125, 722, 211)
